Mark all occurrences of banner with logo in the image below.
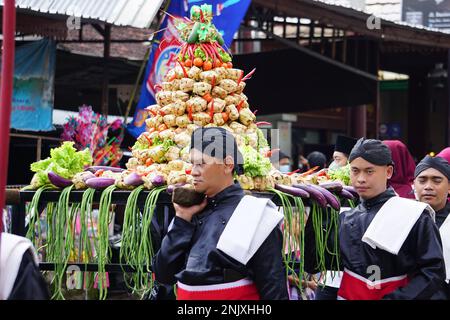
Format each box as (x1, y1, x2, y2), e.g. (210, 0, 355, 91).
(127, 0, 252, 138)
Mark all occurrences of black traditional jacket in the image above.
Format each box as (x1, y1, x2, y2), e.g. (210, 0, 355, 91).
(304, 188, 447, 299)
(153, 182, 289, 299)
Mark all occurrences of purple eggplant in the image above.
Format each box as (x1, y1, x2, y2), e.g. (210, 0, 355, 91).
(85, 177, 115, 189)
(339, 188, 355, 201)
(343, 185, 358, 198)
(150, 174, 165, 187)
(275, 184, 310, 198)
(167, 183, 187, 194)
(308, 184, 341, 211)
(85, 166, 124, 173)
(124, 172, 144, 186)
(48, 171, 73, 188)
(318, 181, 343, 193)
(293, 184, 327, 207)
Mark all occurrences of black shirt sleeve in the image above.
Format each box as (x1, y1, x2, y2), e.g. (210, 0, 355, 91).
(152, 216, 196, 285)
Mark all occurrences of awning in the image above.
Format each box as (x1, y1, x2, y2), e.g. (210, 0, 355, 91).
(0, 0, 164, 28)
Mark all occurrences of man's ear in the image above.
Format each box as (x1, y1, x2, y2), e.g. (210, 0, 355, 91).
(224, 155, 235, 174)
(386, 165, 394, 179)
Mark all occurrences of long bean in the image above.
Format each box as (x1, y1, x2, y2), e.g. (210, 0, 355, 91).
(136, 186, 166, 298)
(26, 185, 53, 246)
(120, 185, 145, 293)
(96, 185, 116, 300)
(269, 188, 306, 292)
(52, 185, 74, 300)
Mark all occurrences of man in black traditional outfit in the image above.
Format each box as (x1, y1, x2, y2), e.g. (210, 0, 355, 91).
(305, 138, 447, 299)
(414, 155, 450, 298)
(153, 127, 289, 300)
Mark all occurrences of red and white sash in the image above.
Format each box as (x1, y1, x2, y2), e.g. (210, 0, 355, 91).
(337, 268, 408, 300)
(177, 278, 260, 300)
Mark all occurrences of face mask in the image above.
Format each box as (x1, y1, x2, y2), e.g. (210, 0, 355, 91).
(328, 161, 339, 170)
(279, 164, 291, 173)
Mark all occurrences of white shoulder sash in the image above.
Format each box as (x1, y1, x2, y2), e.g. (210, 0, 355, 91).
(0, 233, 39, 300)
(440, 214, 450, 281)
(362, 197, 434, 255)
(217, 195, 283, 264)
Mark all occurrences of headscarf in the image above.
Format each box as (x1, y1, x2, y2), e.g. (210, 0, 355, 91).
(437, 147, 450, 164)
(383, 140, 416, 199)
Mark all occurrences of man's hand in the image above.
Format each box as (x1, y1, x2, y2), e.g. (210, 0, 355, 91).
(174, 198, 207, 222)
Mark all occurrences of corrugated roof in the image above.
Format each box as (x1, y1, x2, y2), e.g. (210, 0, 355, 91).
(0, 0, 165, 28)
(312, 0, 450, 34)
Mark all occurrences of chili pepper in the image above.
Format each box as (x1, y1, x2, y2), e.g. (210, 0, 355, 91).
(95, 169, 104, 177)
(237, 100, 244, 112)
(241, 68, 256, 82)
(299, 166, 320, 177)
(209, 99, 215, 123)
(177, 60, 188, 78)
(188, 106, 193, 121)
(144, 134, 152, 146)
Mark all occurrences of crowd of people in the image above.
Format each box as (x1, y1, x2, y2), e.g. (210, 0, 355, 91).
(1, 129, 450, 300)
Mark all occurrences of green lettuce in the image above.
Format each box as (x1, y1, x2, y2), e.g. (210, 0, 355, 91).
(132, 140, 149, 151)
(29, 141, 92, 188)
(240, 145, 272, 177)
(256, 128, 269, 149)
(327, 163, 351, 185)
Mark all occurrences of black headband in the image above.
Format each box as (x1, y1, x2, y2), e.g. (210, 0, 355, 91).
(414, 155, 450, 180)
(349, 138, 393, 166)
(190, 127, 244, 175)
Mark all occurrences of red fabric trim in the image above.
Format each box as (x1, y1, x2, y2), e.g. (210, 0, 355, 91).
(177, 283, 260, 300)
(338, 270, 409, 300)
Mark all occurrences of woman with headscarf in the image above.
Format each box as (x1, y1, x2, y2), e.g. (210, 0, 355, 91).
(383, 140, 416, 199)
(437, 147, 450, 164)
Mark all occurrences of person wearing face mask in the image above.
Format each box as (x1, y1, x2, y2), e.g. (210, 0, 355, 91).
(270, 151, 292, 174)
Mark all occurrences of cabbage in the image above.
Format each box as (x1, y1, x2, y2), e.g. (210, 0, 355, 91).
(240, 145, 272, 177)
(30, 141, 92, 188)
(327, 163, 351, 185)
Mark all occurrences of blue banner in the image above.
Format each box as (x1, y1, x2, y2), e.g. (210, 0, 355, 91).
(127, 0, 251, 138)
(10, 39, 55, 131)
